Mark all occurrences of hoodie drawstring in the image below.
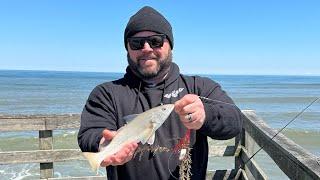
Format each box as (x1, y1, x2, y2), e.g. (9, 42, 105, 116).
(160, 79, 166, 105)
(132, 81, 142, 113)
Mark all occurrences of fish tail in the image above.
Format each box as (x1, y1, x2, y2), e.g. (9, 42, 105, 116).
(83, 152, 100, 174)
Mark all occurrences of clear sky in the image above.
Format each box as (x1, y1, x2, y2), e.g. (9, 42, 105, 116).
(1, 1, 319, 75)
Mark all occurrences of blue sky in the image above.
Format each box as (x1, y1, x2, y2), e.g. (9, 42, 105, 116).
(0, 1, 319, 75)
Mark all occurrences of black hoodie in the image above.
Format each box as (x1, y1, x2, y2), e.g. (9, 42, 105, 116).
(78, 63, 243, 180)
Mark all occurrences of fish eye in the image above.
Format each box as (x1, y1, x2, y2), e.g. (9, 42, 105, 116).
(162, 108, 166, 111)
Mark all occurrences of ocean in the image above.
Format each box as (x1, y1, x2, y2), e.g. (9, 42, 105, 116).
(0, 70, 319, 179)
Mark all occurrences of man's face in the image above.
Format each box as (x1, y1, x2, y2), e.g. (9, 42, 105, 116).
(127, 31, 172, 79)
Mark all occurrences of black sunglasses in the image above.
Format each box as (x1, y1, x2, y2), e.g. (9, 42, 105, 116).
(127, 34, 166, 50)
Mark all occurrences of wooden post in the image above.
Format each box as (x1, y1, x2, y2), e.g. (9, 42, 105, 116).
(234, 130, 245, 179)
(39, 130, 53, 179)
(235, 132, 243, 169)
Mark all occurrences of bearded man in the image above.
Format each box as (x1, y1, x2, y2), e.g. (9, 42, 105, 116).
(78, 6, 243, 180)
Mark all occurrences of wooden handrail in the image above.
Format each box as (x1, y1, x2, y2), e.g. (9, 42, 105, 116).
(1, 111, 319, 179)
(242, 110, 320, 179)
(0, 114, 80, 131)
(0, 149, 83, 164)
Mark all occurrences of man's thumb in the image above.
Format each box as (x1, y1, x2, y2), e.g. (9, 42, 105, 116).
(102, 129, 117, 141)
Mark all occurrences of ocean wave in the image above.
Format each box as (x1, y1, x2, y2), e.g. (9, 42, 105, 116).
(0, 164, 38, 180)
(235, 96, 320, 104)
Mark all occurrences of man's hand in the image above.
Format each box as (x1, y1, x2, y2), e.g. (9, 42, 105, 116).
(99, 129, 138, 167)
(174, 94, 206, 130)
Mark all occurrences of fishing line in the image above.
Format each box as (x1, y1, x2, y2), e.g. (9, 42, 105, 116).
(166, 96, 319, 178)
(199, 96, 237, 106)
(166, 136, 191, 179)
(199, 96, 320, 170)
(240, 97, 319, 168)
(167, 150, 179, 179)
(166, 96, 245, 179)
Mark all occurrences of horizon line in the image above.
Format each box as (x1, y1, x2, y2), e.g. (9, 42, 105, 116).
(0, 68, 319, 77)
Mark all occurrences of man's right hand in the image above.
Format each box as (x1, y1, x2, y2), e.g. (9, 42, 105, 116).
(99, 129, 138, 167)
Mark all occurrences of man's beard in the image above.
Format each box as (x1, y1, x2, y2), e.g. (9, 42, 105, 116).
(127, 51, 172, 80)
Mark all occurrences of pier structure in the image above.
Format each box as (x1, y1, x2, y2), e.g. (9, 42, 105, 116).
(0, 111, 319, 179)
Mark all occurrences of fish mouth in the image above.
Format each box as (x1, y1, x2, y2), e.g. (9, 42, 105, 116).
(162, 104, 175, 113)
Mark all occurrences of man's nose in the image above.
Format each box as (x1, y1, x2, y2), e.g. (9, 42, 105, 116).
(141, 42, 153, 52)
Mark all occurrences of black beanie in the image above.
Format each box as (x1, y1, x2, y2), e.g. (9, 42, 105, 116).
(124, 6, 174, 50)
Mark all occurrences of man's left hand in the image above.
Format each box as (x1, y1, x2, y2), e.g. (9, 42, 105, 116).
(174, 94, 206, 130)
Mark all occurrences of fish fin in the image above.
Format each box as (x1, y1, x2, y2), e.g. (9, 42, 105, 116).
(140, 127, 154, 144)
(122, 114, 139, 123)
(147, 133, 155, 145)
(140, 139, 147, 144)
(83, 152, 100, 174)
(146, 122, 157, 145)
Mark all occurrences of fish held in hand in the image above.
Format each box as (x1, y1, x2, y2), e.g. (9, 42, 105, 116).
(82, 104, 175, 174)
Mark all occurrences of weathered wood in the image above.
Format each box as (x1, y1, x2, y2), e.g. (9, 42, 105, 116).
(244, 130, 257, 156)
(48, 176, 107, 180)
(39, 130, 53, 150)
(240, 128, 267, 179)
(206, 169, 249, 180)
(206, 169, 240, 180)
(0, 149, 84, 164)
(240, 147, 268, 180)
(1, 112, 320, 179)
(40, 163, 53, 179)
(240, 169, 249, 180)
(0, 114, 80, 131)
(235, 133, 243, 170)
(40, 130, 53, 179)
(208, 145, 241, 157)
(242, 110, 320, 180)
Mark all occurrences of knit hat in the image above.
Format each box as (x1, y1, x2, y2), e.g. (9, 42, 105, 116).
(124, 6, 174, 50)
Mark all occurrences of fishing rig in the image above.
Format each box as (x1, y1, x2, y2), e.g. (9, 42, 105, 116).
(136, 96, 319, 180)
(199, 96, 320, 179)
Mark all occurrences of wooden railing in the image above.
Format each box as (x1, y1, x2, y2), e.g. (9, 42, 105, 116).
(240, 110, 320, 180)
(0, 111, 319, 179)
(0, 114, 104, 179)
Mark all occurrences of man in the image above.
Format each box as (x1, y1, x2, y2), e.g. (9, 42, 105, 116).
(78, 6, 243, 180)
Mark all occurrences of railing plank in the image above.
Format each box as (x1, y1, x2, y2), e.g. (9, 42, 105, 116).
(242, 110, 320, 180)
(206, 169, 238, 180)
(48, 176, 106, 180)
(240, 126, 267, 180)
(208, 145, 241, 157)
(240, 147, 267, 180)
(235, 134, 243, 171)
(0, 114, 80, 131)
(1, 113, 320, 179)
(0, 149, 84, 164)
(241, 169, 249, 180)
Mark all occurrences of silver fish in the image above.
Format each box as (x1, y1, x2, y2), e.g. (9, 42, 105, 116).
(83, 104, 175, 174)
